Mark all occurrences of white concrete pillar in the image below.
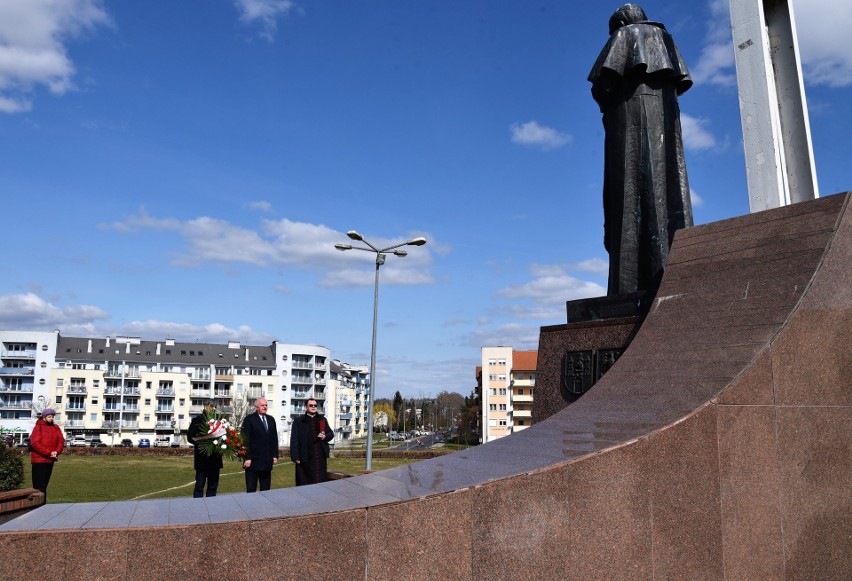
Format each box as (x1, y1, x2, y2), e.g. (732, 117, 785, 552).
(730, 0, 818, 212)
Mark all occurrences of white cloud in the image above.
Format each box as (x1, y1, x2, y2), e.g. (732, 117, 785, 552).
(495, 263, 605, 321)
(120, 320, 275, 344)
(233, 0, 297, 42)
(0, 291, 275, 344)
(690, 0, 736, 87)
(0, 0, 110, 113)
(0, 292, 108, 327)
(793, 0, 852, 87)
(463, 323, 540, 350)
(691, 188, 705, 208)
(510, 121, 571, 151)
(680, 114, 717, 151)
(246, 200, 274, 212)
(103, 208, 436, 286)
(572, 258, 608, 274)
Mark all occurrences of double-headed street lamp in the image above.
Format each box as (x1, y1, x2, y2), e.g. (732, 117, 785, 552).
(335, 230, 427, 470)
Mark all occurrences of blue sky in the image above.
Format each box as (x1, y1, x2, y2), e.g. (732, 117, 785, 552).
(0, 0, 849, 400)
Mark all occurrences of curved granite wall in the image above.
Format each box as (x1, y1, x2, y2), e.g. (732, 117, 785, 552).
(1, 193, 848, 580)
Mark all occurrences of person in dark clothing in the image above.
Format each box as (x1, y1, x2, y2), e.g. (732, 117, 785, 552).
(241, 397, 279, 492)
(290, 398, 334, 486)
(29, 408, 65, 503)
(187, 399, 224, 498)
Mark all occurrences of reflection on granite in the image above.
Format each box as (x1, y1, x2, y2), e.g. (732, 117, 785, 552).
(0, 194, 848, 581)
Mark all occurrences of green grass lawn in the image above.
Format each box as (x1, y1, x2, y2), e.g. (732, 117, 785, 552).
(21, 454, 418, 503)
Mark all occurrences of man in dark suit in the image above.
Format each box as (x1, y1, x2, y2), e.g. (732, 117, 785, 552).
(241, 397, 279, 492)
(188, 399, 223, 497)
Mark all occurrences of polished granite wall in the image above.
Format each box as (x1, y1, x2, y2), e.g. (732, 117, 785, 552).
(1, 193, 848, 581)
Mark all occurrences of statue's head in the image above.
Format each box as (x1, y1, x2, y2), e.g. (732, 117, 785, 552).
(609, 3, 648, 34)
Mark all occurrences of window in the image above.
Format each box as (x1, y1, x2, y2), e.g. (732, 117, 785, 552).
(499, 388, 507, 395)
(90, 414, 97, 422)
(499, 404, 507, 411)
(488, 374, 497, 381)
(489, 388, 496, 396)
(93, 380, 100, 388)
(498, 420, 507, 426)
(144, 399, 151, 406)
(488, 358, 496, 366)
(179, 399, 185, 406)
(498, 359, 506, 366)
(181, 351, 187, 356)
(518, 388, 524, 395)
(489, 404, 496, 411)
(144, 414, 150, 422)
(518, 420, 525, 426)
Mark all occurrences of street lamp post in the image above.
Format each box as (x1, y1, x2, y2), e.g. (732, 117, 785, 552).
(335, 230, 426, 470)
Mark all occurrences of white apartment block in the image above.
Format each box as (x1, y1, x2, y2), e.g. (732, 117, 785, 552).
(327, 360, 370, 442)
(0, 331, 372, 447)
(0, 330, 59, 442)
(480, 347, 537, 443)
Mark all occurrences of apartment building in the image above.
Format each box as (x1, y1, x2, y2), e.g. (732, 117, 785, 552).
(0, 331, 368, 447)
(53, 335, 279, 445)
(327, 360, 370, 442)
(479, 347, 537, 443)
(278, 343, 331, 437)
(0, 330, 58, 442)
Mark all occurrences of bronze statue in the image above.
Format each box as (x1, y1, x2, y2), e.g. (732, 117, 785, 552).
(588, 4, 694, 296)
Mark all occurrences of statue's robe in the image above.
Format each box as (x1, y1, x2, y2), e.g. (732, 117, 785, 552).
(589, 18, 694, 295)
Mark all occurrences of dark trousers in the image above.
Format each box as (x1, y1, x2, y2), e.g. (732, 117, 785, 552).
(193, 468, 220, 498)
(245, 469, 272, 493)
(31, 463, 54, 502)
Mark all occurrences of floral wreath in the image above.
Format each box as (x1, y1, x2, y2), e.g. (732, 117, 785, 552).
(195, 411, 248, 461)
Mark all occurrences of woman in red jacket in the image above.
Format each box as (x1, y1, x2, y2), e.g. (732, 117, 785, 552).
(29, 408, 65, 502)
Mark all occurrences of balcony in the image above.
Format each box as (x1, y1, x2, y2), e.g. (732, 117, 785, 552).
(155, 421, 174, 428)
(1, 349, 37, 358)
(62, 420, 85, 428)
(0, 385, 34, 394)
(340, 425, 352, 434)
(513, 409, 532, 418)
(65, 404, 86, 411)
(103, 405, 140, 412)
(103, 420, 138, 429)
(291, 361, 313, 369)
(0, 367, 35, 376)
(67, 385, 88, 394)
(512, 394, 534, 403)
(0, 401, 31, 410)
(339, 413, 353, 420)
(214, 390, 231, 398)
(156, 389, 175, 398)
(190, 389, 211, 397)
(155, 408, 174, 414)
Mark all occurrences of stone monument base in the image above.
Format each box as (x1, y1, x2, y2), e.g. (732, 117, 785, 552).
(532, 292, 651, 423)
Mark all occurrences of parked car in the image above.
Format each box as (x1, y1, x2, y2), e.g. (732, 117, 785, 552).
(153, 437, 171, 447)
(137, 438, 151, 448)
(388, 432, 405, 441)
(169, 440, 181, 448)
(90, 438, 107, 447)
(117, 439, 133, 448)
(70, 436, 88, 447)
(16, 437, 30, 448)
